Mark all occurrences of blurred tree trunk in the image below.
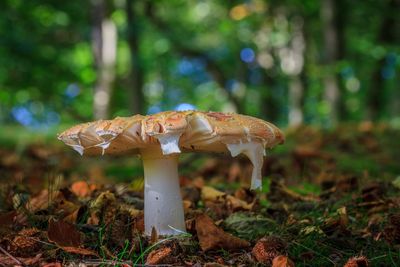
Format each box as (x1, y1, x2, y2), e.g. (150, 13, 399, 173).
(288, 18, 306, 127)
(92, 0, 117, 120)
(126, 0, 145, 115)
(367, 0, 399, 121)
(320, 0, 344, 126)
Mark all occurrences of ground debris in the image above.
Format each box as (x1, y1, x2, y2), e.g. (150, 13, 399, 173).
(252, 236, 287, 264)
(145, 246, 174, 265)
(195, 213, 250, 251)
(48, 218, 82, 247)
(272, 255, 295, 267)
(0, 125, 399, 265)
(343, 256, 369, 267)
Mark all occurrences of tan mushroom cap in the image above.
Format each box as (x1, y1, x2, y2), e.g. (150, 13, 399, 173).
(57, 111, 284, 157)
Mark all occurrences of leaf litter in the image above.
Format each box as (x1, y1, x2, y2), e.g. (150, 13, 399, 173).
(0, 124, 399, 266)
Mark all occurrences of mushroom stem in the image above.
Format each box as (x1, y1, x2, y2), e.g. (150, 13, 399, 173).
(141, 150, 186, 236)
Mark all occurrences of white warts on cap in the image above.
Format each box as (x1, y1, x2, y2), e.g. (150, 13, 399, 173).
(154, 133, 182, 155)
(226, 142, 265, 190)
(189, 115, 213, 135)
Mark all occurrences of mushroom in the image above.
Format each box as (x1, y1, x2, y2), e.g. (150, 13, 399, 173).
(57, 111, 284, 236)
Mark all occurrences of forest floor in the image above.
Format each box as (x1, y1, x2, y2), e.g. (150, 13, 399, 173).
(0, 123, 400, 266)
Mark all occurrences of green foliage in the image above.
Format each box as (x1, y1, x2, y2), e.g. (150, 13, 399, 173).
(0, 0, 399, 127)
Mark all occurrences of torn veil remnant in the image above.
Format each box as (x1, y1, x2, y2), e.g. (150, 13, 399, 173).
(58, 111, 284, 236)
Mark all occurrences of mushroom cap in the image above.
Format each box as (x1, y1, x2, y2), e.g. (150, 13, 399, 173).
(57, 111, 284, 156)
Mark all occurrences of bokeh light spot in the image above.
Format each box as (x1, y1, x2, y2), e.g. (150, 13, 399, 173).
(175, 103, 196, 111)
(240, 48, 255, 63)
(230, 5, 248, 20)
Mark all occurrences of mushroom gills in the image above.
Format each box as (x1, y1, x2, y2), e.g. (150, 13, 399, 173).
(226, 141, 265, 190)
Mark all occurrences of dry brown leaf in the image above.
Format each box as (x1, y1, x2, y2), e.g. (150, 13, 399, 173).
(183, 200, 194, 211)
(63, 207, 81, 224)
(26, 189, 63, 212)
(201, 186, 226, 202)
(226, 195, 254, 211)
(61, 246, 98, 256)
(146, 247, 173, 265)
(195, 214, 250, 251)
(56, 198, 80, 218)
(272, 255, 295, 267)
(47, 218, 82, 247)
(71, 181, 93, 198)
(10, 228, 42, 256)
(192, 176, 205, 188)
(42, 263, 62, 267)
(204, 263, 227, 267)
(234, 187, 256, 203)
(268, 180, 318, 203)
(0, 253, 42, 266)
(0, 211, 16, 228)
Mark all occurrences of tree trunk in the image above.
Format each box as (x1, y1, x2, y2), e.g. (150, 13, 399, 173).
(367, 0, 399, 121)
(92, 0, 117, 120)
(288, 18, 306, 127)
(321, 0, 341, 126)
(126, 0, 145, 115)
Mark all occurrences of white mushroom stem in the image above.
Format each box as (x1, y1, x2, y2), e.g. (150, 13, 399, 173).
(141, 148, 186, 236)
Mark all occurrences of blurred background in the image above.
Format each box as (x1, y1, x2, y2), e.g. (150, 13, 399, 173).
(1, 0, 399, 132)
(1, 1, 400, 264)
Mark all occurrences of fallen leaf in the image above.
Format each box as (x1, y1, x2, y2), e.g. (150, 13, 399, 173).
(268, 180, 318, 203)
(47, 218, 82, 247)
(26, 189, 63, 212)
(272, 255, 295, 267)
(183, 199, 194, 211)
(201, 186, 226, 202)
(42, 263, 62, 267)
(226, 195, 254, 211)
(0, 211, 16, 228)
(10, 228, 42, 256)
(192, 176, 205, 188)
(61, 246, 98, 256)
(223, 212, 277, 239)
(234, 187, 256, 203)
(204, 263, 226, 267)
(146, 247, 174, 265)
(195, 214, 250, 251)
(0, 253, 42, 266)
(71, 180, 92, 198)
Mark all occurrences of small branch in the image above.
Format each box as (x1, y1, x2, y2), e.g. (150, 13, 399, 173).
(0, 246, 26, 267)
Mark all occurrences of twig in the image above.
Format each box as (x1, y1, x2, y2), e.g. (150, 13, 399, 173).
(0, 246, 26, 267)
